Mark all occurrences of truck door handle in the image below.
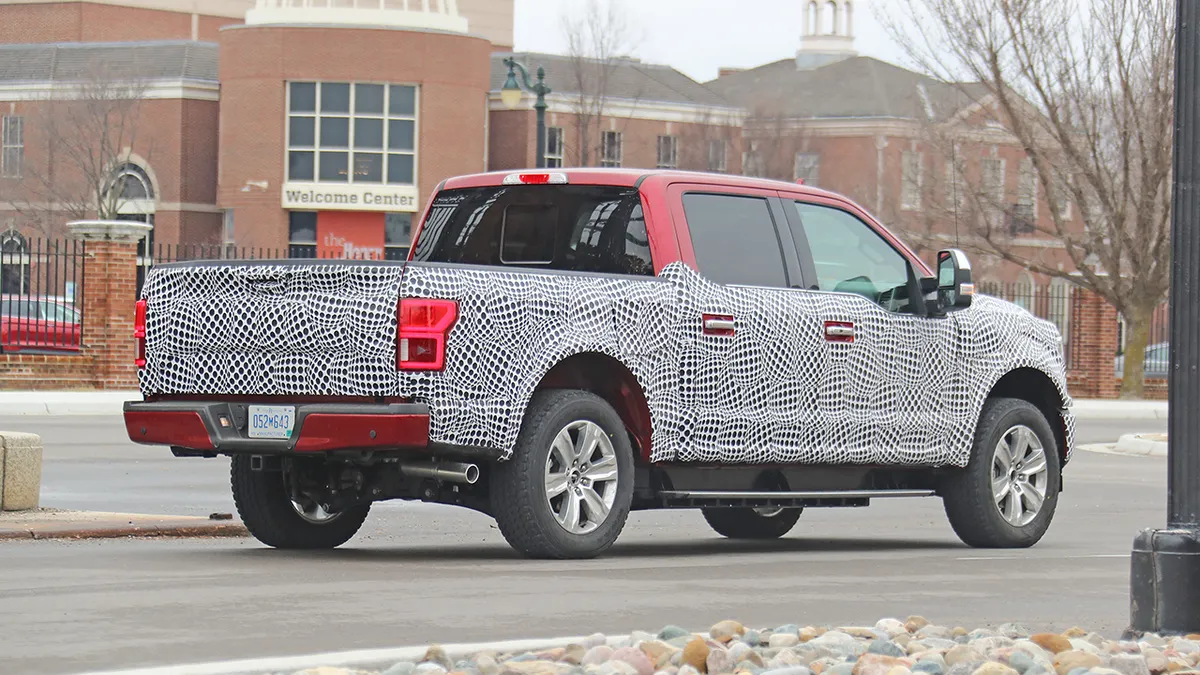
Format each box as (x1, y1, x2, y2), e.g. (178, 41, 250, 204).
(702, 314, 736, 336)
(824, 321, 855, 343)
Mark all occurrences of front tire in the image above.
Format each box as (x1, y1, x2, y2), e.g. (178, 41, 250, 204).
(491, 390, 635, 559)
(942, 397, 1061, 548)
(231, 455, 370, 550)
(702, 507, 802, 539)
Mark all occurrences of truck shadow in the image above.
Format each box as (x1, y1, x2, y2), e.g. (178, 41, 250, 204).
(226, 536, 965, 562)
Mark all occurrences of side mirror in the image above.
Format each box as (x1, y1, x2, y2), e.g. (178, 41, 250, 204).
(937, 249, 975, 310)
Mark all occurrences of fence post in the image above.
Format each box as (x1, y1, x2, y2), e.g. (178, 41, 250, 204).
(1066, 287, 1121, 399)
(68, 220, 153, 391)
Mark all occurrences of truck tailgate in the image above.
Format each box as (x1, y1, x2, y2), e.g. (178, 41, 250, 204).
(139, 261, 406, 396)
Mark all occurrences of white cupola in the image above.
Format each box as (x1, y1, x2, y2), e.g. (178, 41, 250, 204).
(797, 0, 858, 70)
(246, 0, 469, 34)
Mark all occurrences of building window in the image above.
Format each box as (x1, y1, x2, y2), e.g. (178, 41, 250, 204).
(1, 116, 23, 179)
(981, 157, 1006, 228)
(287, 81, 417, 186)
(385, 212, 412, 260)
(743, 141, 765, 177)
(1012, 158, 1037, 235)
(794, 152, 820, 186)
(601, 131, 622, 167)
(1052, 174, 1073, 220)
(945, 159, 966, 210)
(545, 127, 564, 168)
(289, 211, 318, 258)
(656, 135, 678, 169)
(900, 151, 922, 210)
(708, 140, 727, 173)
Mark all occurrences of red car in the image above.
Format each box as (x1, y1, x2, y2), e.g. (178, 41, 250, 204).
(0, 295, 82, 352)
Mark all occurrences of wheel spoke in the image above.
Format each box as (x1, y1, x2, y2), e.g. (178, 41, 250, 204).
(545, 471, 570, 499)
(584, 455, 618, 482)
(1022, 482, 1046, 514)
(552, 428, 577, 466)
(1019, 448, 1048, 477)
(580, 486, 610, 524)
(992, 475, 1011, 501)
(1005, 485, 1023, 524)
(558, 491, 581, 529)
(994, 440, 1013, 471)
(1012, 427, 1032, 461)
(575, 422, 602, 465)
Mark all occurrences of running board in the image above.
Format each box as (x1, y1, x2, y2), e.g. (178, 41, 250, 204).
(658, 489, 936, 509)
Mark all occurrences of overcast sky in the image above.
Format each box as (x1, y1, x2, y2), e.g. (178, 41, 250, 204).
(511, 0, 912, 83)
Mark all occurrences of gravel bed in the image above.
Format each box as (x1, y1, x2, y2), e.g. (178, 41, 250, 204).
(287, 617, 1200, 675)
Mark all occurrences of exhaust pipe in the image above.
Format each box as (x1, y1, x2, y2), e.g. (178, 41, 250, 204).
(399, 460, 480, 485)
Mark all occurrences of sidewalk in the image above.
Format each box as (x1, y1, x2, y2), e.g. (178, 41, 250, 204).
(0, 508, 248, 540)
(0, 391, 1174, 420)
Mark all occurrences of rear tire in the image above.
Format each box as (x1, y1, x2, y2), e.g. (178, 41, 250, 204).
(702, 507, 802, 539)
(231, 455, 369, 550)
(491, 390, 635, 559)
(942, 397, 1061, 548)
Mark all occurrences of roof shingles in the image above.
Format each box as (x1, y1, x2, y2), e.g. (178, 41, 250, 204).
(0, 41, 218, 84)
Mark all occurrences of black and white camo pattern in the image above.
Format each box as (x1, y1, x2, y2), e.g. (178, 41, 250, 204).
(139, 261, 1076, 466)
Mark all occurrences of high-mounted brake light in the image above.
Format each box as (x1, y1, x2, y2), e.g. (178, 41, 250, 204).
(397, 298, 458, 371)
(133, 299, 148, 368)
(502, 172, 569, 185)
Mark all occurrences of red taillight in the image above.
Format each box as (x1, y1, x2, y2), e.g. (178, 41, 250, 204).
(134, 299, 147, 368)
(502, 172, 569, 185)
(397, 298, 457, 371)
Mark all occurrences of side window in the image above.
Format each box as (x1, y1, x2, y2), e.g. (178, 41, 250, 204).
(792, 202, 910, 305)
(683, 193, 788, 287)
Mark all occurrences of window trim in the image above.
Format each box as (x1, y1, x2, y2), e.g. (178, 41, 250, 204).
(900, 151, 923, 211)
(285, 80, 419, 186)
(656, 135, 678, 170)
(545, 127, 565, 168)
(1, 115, 24, 179)
(667, 183, 802, 290)
(785, 198, 919, 307)
(708, 139, 728, 173)
(601, 130, 623, 168)
(794, 152, 820, 187)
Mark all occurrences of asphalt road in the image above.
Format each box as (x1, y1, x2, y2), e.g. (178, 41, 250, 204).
(0, 414, 1170, 675)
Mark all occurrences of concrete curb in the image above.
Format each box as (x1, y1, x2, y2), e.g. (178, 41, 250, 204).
(72, 633, 638, 675)
(1113, 433, 1168, 457)
(0, 521, 248, 541)
(0, 391, 139, 416)
(1070, 400, 1169, 420)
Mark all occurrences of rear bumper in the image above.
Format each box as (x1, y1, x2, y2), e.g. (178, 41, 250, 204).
(123, 400, 430, 455)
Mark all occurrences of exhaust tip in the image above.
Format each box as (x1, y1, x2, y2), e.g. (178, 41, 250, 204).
(463, 463, 480, 485)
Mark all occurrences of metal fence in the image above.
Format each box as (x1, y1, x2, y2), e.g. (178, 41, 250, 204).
(0, 238, 85, 353)
(977, 280, 1075, 363)
(1118, 301, 1172, 381)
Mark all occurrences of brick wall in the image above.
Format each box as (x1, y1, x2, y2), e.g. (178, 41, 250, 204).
(1066, 288, 1121, 399)
(0, 2, 243, 44)
(0, 222, 146, 391)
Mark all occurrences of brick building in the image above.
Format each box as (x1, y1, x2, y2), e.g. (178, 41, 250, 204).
(0, 0, 1075, 288)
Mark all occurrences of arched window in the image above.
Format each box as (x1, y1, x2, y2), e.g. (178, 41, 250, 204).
(110, 163, 154, 202)
(1048, 277, 1071, 341)
(1014, 271, 1036, 312)
(807, 1, 819, 35)
(0, 228, 29, 295)
(826, 1, 838, 35)
(844, 1, 853, 37)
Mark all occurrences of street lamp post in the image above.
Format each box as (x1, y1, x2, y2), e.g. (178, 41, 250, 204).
(1128, 0, 1200, 636)
(501, 57, 552, 169)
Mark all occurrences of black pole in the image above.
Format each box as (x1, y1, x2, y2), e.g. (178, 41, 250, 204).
(535, 66, 548, 169)
(1129, 0, 1200, 636)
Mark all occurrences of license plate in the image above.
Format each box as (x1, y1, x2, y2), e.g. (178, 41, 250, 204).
(248, 405, 296, 439)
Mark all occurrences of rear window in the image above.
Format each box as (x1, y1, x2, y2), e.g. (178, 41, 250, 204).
(411, 185, 654, 276)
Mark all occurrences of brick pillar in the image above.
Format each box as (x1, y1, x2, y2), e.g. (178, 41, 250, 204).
(68, 220, 153, 390)
(1066, 287, 1121, 399)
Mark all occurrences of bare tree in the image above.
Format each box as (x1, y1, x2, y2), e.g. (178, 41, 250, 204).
(561, 0, 641, 167)
(0, 60, 152, 235)
(675, 108, 742, 173)
(882, 0, 1175, 397)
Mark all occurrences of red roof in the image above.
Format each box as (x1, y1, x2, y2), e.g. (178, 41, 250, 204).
(440, 168, 841, 198)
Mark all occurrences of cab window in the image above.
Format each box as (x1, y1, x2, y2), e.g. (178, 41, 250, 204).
(792, 202, 911, 308)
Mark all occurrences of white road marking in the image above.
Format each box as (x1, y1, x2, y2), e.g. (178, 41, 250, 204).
(955, 553, 1129, 561)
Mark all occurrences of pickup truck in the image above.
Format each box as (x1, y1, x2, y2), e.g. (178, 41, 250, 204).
(124, 169, 1075, 559)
